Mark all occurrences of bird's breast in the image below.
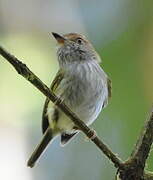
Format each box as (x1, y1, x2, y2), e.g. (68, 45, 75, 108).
(58, 61, 108, 124)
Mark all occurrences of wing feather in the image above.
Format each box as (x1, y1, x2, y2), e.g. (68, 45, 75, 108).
(42, 70, 64, 133)
(107, 77, 112, 99)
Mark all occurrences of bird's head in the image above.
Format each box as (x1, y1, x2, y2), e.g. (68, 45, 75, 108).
(52, 32, 101, 67)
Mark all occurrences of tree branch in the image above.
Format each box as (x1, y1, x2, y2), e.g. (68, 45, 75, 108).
(118, 109, 153, 180)
(132, 108, 153, 167)
(144, 171, 153, 180)
(0, 45, 123, 169)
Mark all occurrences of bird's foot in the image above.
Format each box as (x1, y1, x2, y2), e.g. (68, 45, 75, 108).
(54, 97, 63, 106)
(84, 129, 97, 142)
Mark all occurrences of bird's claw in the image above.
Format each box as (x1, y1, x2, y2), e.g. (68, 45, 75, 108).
(84, 129, 97, 142)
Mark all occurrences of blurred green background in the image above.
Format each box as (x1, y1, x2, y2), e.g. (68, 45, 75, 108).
(0, 0, 153, 180)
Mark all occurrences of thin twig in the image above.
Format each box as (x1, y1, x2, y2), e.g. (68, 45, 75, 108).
(0, 45, 123, 169)
(131, 108, 153, 165)
(118, 109, 153, 180)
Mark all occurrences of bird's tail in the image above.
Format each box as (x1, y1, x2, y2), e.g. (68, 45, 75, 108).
(27, 127, 54, 168)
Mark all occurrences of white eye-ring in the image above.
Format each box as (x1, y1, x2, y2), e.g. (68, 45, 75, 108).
(76, 38, 83, 44)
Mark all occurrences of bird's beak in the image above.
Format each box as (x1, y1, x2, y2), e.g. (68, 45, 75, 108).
(52, 32, 66, 45)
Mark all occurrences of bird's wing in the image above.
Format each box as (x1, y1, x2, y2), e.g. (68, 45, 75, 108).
(102, 77, 112, 108)
(107, 77, 112, 99)
(42, 69, 65, 133)
(28, 70, 65, 168)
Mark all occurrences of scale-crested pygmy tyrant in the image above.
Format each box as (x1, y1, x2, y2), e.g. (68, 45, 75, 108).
(27, 32, 112, 167)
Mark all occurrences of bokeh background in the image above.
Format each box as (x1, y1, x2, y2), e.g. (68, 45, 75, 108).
(0, 0, 153, 179)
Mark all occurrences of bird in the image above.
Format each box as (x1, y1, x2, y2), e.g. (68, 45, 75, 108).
(27, 32, 111, 168)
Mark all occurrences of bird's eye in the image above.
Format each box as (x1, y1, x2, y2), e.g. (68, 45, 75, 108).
(76, 38, 83, 44)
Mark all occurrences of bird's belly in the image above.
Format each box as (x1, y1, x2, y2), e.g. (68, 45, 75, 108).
(55, 93, 105, 132)
(73, 91, 105, 125)
(56, 82, 106, 132)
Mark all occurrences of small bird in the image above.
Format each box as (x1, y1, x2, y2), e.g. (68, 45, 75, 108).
(27, 32, 111, 167)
